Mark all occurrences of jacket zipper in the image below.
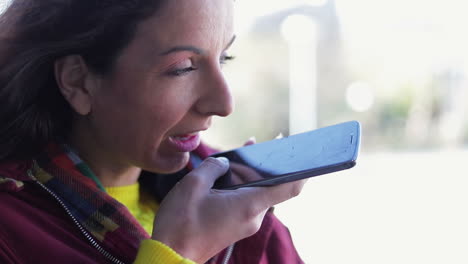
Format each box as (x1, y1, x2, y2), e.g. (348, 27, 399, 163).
(27, 169, 125, 264)
(221, 244, 234, 264)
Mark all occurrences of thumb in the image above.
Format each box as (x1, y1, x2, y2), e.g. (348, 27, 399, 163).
(183, 157, 230, 191)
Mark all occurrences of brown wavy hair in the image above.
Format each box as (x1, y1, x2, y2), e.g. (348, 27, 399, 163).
(0, 0, 166, 160)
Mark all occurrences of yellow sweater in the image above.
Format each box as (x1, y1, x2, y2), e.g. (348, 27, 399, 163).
(106, 184, 195, 264)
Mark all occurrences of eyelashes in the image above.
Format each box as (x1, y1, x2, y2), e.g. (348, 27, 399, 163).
(169, 66, 198, 76)
(220, 54, 235, 65)
(167, 54, 236, 77)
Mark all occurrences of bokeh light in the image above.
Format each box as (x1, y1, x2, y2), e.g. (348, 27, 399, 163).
(346, 82, 375, 112)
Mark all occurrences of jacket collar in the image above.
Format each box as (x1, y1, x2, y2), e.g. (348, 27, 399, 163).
(0, 143, 149, 263)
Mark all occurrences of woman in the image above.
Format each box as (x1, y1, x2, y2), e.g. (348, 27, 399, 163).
(0, 0, 305, 263)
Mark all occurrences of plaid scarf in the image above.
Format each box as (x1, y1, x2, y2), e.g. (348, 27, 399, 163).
(32, 143, 150, 263)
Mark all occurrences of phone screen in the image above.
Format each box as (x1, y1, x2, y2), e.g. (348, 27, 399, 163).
(210, 121, 360, 189)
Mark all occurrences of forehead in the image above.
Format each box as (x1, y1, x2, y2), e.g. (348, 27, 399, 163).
(136, 0, 234, 49)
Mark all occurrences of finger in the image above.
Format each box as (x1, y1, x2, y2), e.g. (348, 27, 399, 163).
(262, 179, 307, 206)
(235, 179, 307, 213)
(183, 157, 230, 190)
(274, 133, 284, 139)
(243, 136, 256, 146)
(230, 162, 262, 183)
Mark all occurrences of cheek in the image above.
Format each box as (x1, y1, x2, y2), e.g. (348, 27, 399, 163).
(147, 97, 192, 132)
(93, 83, 191, 145)
(89, 79, 154, 145)
(140, 99, 195, 172)
(92, 67, 198, 162)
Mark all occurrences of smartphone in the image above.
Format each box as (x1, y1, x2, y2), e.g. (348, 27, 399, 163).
(209, 121, 361, 190)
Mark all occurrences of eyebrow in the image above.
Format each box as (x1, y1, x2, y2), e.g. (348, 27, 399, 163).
(159, 45, 204, 56)
(159, 35, 237, 56)
(225, 35, 236, 51)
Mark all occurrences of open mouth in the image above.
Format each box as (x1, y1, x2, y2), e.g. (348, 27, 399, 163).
(168, 132, 201, 152)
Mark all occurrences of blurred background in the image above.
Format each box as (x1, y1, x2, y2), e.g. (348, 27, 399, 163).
(2, 0, 467, 263)
(204, 0, 468, 263)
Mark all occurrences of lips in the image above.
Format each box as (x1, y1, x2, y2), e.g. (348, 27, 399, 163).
(168, 132, 201, 152)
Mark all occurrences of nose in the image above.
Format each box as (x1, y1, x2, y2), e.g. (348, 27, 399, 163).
(194, 66, 234, 117)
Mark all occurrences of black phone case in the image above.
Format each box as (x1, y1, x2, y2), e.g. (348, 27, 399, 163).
(210, 121, 361, 190)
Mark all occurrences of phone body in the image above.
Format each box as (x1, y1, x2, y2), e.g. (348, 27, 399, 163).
(210, 121, 361, 190)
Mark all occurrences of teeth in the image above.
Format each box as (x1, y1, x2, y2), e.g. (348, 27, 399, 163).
(172, 134, 195, 141)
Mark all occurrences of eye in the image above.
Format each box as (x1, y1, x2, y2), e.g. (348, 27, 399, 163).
(166, 59, 198, 77)
(168, 66, 198, 76)
(220, 54, 235, 65)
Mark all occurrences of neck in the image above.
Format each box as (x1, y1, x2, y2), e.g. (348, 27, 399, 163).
(91, 164, 141, 187)
(68, 126, 142, 188)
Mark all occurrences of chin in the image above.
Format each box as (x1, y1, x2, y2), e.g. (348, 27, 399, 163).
(146, 152, 190, 174)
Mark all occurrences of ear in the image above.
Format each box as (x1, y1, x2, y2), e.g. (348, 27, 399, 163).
(54, 55, 97, 116)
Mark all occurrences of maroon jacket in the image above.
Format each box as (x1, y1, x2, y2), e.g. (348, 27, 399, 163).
(0, 146, 304, 264)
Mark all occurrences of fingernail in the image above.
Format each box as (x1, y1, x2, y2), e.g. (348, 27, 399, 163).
(216, 157, 229, 165)
(248, 136, 256, 142)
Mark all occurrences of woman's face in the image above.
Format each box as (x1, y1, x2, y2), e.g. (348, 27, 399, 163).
(86, 0, 235, 173)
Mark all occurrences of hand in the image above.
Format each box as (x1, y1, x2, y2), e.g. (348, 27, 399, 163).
(151, 157, 306, 264)
(229, 137, 258, 185)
